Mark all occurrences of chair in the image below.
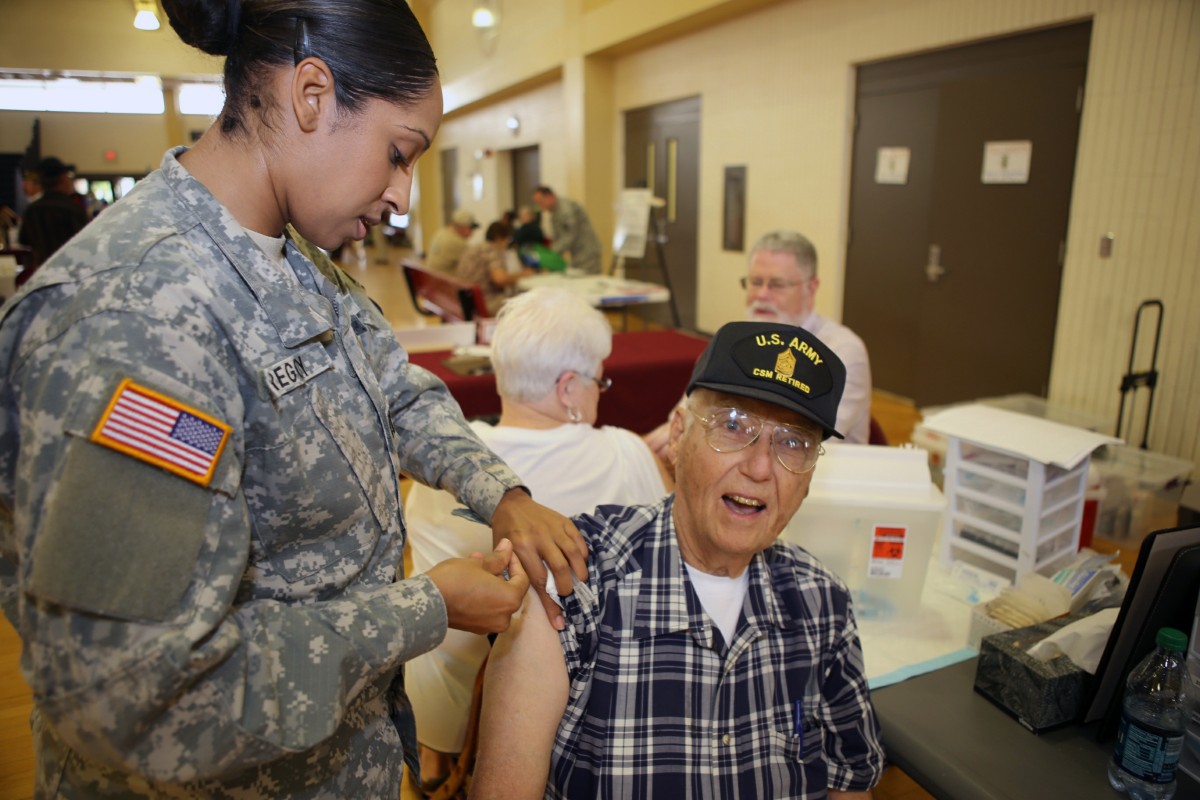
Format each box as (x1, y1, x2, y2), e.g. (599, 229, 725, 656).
(868, 415, 889, 446)
(402, 259, 489, 323)
(426, 652, 489, 799)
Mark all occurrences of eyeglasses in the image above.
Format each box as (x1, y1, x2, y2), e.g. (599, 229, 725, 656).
(558, 370, 612, 392)
(581, 373, 612, 392)
(740, 276, 808, 292)
(687, 406, 824, 473)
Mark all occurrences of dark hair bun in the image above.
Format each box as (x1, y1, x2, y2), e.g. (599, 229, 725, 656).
(161, 0, 236, 57)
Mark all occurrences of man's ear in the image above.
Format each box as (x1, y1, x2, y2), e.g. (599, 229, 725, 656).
(291, 57, 335, 133)
(668, 400, 688, 452)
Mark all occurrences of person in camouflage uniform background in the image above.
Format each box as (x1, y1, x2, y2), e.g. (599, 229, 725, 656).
(0, 1, 587, 797)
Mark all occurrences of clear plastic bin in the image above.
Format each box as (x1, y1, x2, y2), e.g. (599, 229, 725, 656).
(1091, 444, 1193, 542)
(781, 444, 945, 619)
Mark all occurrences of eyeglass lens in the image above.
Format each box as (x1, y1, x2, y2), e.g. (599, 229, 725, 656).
(740, 276, 804, 291)
(701, 408, 821, 473)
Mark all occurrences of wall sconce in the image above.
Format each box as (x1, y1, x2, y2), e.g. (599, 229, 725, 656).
(506, 115, 520, 136)
(471, 2, 500, 32)
(133, 0, 161, 31)
(472, 0, 501, 55)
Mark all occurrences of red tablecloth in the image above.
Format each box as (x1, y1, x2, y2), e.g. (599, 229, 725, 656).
(407, 329, 710, 434)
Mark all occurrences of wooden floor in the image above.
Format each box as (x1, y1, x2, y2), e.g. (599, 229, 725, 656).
(0, 242, 931, 800)
(0, 618, 34, 800)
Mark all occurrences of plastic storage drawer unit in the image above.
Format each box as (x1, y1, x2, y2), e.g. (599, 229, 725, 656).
(921, 404, 1118, 585)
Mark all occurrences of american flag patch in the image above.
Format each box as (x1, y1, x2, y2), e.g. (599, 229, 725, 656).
(91, 379, 231, 487)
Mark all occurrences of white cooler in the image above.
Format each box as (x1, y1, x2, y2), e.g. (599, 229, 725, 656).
(780, 444, 945, 619)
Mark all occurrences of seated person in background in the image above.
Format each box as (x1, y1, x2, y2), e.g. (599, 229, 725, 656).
(645, 229, 873, 466)
(426, 208, 479, 273)
(743, 230, 872, 443)
(473, 320, 885, 800)
(511, 205, 547, 248)
(455, 221, 535, 316)
(405, 287, 673, 792)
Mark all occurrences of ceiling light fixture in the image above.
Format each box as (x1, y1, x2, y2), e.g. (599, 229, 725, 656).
(471, 2, 499, 31)
(133, 0, 161, 31)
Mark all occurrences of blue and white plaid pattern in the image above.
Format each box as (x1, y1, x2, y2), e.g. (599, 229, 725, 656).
(550, 496, 884, 799)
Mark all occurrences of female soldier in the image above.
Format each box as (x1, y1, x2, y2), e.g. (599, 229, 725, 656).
(0, 1, 584, 797)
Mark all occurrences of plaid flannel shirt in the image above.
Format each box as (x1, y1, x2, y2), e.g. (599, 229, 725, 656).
(550, 496, 884, 799)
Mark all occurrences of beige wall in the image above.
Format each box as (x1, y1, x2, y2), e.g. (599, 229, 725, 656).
(0, 110, 215, 178)
(424, 0, 1200, 471)
(1, 0, 1196, 471)
(0, 0, 221, 176)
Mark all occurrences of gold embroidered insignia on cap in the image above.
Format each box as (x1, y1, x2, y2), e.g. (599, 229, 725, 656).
(775, 348, 797, 378)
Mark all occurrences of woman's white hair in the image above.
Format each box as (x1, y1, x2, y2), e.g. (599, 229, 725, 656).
(490, 287, 612, 403)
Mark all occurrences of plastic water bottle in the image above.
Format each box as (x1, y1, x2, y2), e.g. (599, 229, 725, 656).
(1107, 627, 1190, 799)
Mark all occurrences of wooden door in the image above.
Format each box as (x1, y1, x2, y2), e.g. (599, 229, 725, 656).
(844, 23, 1091, 407)
(439, 147, 458, 227)
(510, 145, 540, 214)
(624, 96, 701, 331)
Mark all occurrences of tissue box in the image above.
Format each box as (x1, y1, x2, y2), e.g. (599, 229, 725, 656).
(973, 613, 1092, 732)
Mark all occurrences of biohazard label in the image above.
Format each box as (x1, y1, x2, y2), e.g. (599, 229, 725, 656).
(867, 525, 907, 579)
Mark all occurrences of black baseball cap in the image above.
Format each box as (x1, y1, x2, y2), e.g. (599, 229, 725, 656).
(686, 321, 846, 439)
(36, 157, 75, 181)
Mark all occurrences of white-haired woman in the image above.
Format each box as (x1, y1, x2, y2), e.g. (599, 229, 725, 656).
(404, 287, 672, 790)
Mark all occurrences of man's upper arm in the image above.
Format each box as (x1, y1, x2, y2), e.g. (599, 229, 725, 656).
(472, 588, 569, 799)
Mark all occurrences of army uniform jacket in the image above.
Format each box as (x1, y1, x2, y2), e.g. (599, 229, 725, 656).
(548, 196, 601, 275)
(0, 148, 522, 798)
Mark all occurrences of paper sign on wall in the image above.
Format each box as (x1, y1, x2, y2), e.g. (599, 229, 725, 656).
(981, 140, 1032, 184)
(867, 524, 907, 579)
(875, 147, 911, 185)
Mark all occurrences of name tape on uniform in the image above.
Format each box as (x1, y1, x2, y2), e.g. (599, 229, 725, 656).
(261, 348, 332, 400)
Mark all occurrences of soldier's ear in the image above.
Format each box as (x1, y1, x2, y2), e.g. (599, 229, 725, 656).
(291, 57, 335, 133)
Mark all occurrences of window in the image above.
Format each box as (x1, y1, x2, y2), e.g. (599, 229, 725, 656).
(177, 83, 224, 116)
(0, 75, 164, 114)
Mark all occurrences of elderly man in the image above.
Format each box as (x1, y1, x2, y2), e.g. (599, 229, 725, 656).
(531, 185, 601, 274)
(473, 321, 884, 799)
(426, 208, 479, 273)
(645, 231, 872, 465)
(743, 230, 872, 443)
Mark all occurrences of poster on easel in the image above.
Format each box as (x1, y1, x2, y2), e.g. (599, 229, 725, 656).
(612, 189, 654, 259)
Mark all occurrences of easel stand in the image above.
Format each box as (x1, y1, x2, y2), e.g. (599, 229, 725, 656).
(609, 190, 682, 329)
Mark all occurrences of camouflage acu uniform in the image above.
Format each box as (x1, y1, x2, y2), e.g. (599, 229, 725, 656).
(0, 148, 522, 798)
(547, 196, 601, 275)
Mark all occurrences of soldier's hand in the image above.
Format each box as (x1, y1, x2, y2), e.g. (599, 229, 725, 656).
(426, 539, 530, 635)
(490, 488, 587, 631)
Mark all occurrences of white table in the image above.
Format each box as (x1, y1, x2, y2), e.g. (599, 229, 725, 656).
(517, 273, 670, 308)
(858, 558, 978, 689)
